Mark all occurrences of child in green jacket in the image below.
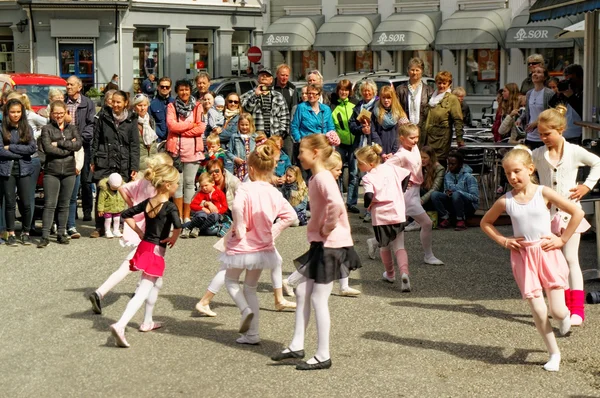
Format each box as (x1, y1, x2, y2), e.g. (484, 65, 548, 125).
(98, 173, 127, 239)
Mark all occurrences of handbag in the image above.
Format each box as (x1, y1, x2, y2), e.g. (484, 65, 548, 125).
(163, 135, 183, 173)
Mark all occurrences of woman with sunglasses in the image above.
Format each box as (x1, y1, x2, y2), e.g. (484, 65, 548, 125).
(520, 54, 545, 95)
(166, 79, 206, 230)
(216, 92, 241, 148)
(132, 94, 158, 170)
(38, 100, 82, 248)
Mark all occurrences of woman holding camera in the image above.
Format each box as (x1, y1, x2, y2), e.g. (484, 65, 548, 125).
(496, 83, 524, 144)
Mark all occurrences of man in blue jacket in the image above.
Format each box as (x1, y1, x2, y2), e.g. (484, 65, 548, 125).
(150, 77, 174, 141)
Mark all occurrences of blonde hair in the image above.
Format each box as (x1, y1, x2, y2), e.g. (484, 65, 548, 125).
(502, 144, 538, 183)
(269, 135, 283, 148)
(452, 87, 466, 97)
(198, 172, 214, 185)
(355, 144, 383, 166)
(300, 134, 333, 160)
(398, 123, 419, 139)
(206, 134, 221, 146)
(376, 86, 407, 124)
(238, 113, 256, 133)
(20, 94, 32, 111)
(144, 152, 173, 172)
(248, 144, 276, 176)
(538, 104, 567, 132)
(286, 165, 306, 192)
(324, 151, 342, 171)
(144, 164, 179, 192)
(48, 88, 64, 101)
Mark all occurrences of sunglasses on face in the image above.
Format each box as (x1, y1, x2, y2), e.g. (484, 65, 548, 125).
(159, 85, 171, 89)
(528, 62, 541, 66)
(134, 93, 149, 101)
(228, 100, 239, 104)
(208, 169, 221, 174)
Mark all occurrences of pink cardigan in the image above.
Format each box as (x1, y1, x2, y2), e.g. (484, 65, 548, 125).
(166, 102, 206, 162)
(225, 181, 297, 255)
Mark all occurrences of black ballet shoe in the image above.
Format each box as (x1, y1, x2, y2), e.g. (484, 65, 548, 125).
(296, 357, 332, 370)
(271, 348, 305, 361)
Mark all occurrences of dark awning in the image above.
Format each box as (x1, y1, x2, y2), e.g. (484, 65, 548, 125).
(530, 0, 600, 22)
(262, 16, 324, 51)
(435, 9, 512, 50)
(313, 14, 381, 52)
(506, 9, 583, 48)
(371, 12, 441, 51)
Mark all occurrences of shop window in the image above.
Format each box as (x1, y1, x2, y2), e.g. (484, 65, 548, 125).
(133, 28, 164, 92)
(344, 51, 373, 73)
(232, 30, 250, 77)
(186, 29, 214, 80)
(0, 39, 14, 73)
(466, 49, 500, 95)
(401, 51, 434, 77)
(301, 51, 318, 80)
(540, 48, 575, 77)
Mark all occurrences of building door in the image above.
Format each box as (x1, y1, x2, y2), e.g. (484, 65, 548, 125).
(59, 43, 94, 93)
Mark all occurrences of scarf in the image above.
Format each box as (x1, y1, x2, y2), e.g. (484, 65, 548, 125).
(112, 109, 128, 126)
(138, 113, 158, 146)
(428, 89, 451, 108)
(373, 105, 398, 130)
(361, 97, 377, 111)
(407, 82, 422, 123)
(175, 96, 196, 119)
(224, 108, 240, 119)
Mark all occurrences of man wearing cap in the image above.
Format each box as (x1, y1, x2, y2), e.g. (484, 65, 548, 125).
(241, 68, 289, 138)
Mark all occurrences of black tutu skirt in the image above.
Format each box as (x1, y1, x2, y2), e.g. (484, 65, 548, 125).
(373, 223, 406, 248)
(294, 242, 362, 284)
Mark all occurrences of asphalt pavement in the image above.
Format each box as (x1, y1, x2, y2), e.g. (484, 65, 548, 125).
(2, 213, 600, 397)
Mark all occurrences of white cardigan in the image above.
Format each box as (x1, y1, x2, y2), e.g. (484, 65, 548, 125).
(532, 139, 600, 217)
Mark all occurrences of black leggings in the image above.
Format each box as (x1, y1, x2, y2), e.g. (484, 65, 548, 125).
(42, 174, 77, 238)
(0, 174, 34, 232)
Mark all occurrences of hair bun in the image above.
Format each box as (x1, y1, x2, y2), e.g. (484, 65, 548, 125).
(554, 104, 568, 116)
(325, 131, 340, 147)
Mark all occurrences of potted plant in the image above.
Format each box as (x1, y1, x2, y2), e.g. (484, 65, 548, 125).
(85, 87, 102, 106)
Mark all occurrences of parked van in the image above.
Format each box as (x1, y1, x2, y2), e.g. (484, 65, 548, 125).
(0, 73, 67, 111)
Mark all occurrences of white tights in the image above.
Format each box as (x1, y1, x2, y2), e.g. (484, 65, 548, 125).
(225, 268, 262, 336)
(410, 212, 434, 258)
(96, 248, 136, 298)
(208, 262, 282, 295)
(114, 275, 162, 329)
(288, 277, 333, 361)
(562, 233, 583, 291)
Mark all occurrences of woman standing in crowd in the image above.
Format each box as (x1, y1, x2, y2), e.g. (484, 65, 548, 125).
(372, 86, 409, 157)
(290, 84, 335, 143)
(132, 93, 158, 170)
(517, 65, 557, 150)
(90, 90, 140, 238)
(0, 98, 37, 246)
(21, 94, 48, 139)
(423, 71, 464, 165)
(396, 57, 434, 146)
(166, 79, 206, 230)
(494, 83, 523, 144)
(38, 88, 65, 118)
(216, 92, 242, 148)
(330, 79, 358, 213)
(38, 101, 82, 248)
(349, 79, 381, 149)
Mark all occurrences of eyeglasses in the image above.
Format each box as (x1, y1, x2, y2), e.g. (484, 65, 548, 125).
(52, 112, 66, 116)
(228, 100, 239, 104)
(307, 92, 319, 97)
(208, 169, 221, 174)
(528, 62, 541, 66)
(134, 93, 149, 100)
(159, 85, 171, 89)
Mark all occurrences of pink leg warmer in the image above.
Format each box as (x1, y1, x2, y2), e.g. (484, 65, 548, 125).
(380, 248, 394, 278)
(395, 249, 409, 276)
(570, 290, 585, 321)
(564, 289, 571, 312)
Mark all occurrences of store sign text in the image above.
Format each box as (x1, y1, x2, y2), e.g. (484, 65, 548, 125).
(265, 35, 290, 45)
(376, 33, 405, 45)
(514, 28, 549, 41)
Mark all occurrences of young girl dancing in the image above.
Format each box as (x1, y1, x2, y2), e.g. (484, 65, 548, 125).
(481, 146, 584, 371)
(220, 144, 297, 345)
(109, 163, 181, 347)
(88, 153, 172, 314)
(532, 105, 600, 326)
(272, 134, 361, 370)
(356, 144, 412, 291)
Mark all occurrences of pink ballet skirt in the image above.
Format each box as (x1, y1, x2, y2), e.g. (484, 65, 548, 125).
(129, 240, 166, 277)
(510, 240, 569, 299)
(551, 211, 591, 235)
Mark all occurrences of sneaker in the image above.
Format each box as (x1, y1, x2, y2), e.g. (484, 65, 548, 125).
(404, 221, 421, 232)
(105, 230, 114, 239)
(112, 229, 122, 238)
(424, 255, 444, 266)
(89, 291, 102, 314)
(57, 234, 70, 245)
(236, 334, 260, 345)
(68, 228, 81, 239)
(282, 279, 295, 297)
(382, 271, 395, 283)
(400, 273, 411, 292)
(340, 287, 361, 297)
(20, 234, 31, 245)
(180, 228, 190, 239)
(6, 235, 17, 247)
(366, 237, 378, 260)
(438, 219, 451, 229)
(347, 205, 360, 214)
(189, 228, 199, 238)
(363, 213, 372, 223)
(454, 220, 467, 231)
(37, 238, 50, 248)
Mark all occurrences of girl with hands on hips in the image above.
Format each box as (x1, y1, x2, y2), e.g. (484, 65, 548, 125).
(481, 145, 584, 373)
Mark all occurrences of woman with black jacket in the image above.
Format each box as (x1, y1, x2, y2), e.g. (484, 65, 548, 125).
(38, 101, 82, 248)
(0, 98, 37, 246)
(90, 90, 140, 238)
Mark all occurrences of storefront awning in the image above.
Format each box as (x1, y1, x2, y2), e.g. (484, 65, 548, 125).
(371, 12, 441, 51)
(435, 9, 512, 50)
(556, 20, 585, 38)
(313, 14, 381, 52)
(262, 15, 325, 51)
(529, 0, 600, 22)
(506, 9, 583, 48)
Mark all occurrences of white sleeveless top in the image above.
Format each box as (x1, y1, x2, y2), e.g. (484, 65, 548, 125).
(505, 185, 551, 242)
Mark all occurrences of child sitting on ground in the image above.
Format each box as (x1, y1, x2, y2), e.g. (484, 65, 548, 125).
(182, 172, 230, 237)
(281, 165, 308, 226)
(98, 173, 127, 239)
(429, 150, 479, 231)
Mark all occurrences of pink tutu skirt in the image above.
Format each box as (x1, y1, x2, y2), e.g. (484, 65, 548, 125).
(129, 240, 166, 277)
(551, 211, 590, 235)
(510, 240, 569, 299)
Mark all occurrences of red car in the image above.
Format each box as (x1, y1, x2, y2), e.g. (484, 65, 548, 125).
(0, 73, 67, 112)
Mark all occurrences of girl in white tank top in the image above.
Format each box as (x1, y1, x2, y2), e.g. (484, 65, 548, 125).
(481, 146, 584, 372)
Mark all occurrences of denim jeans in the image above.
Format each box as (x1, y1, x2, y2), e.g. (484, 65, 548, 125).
(185, 211, 219, 231)
(42, 174, 76, 238)
(67, 173, 81, 230)
(336, 144, 358, 207)
(430, 191, 476, 221)
(0, 173, 35, 232)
